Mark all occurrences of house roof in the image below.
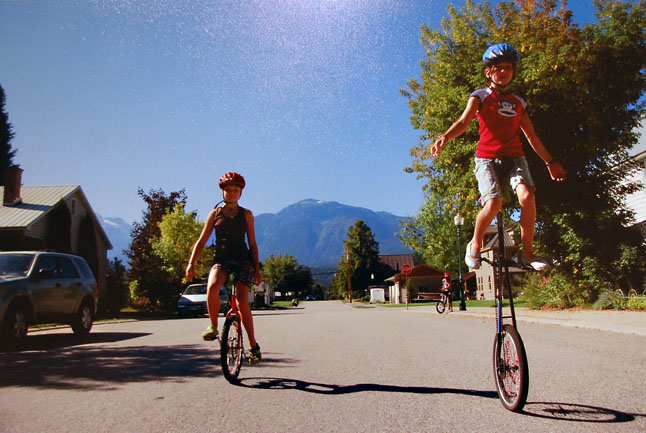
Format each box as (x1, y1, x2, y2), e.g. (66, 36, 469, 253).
(379, 254, 414, 272)
(385, 263, 447, 282)
(0, 185, 112, 249)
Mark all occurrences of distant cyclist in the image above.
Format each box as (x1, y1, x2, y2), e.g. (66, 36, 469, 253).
(185, 172, 262, 364)
(441, 272, 453, 312)
(431, 43, 566, 271)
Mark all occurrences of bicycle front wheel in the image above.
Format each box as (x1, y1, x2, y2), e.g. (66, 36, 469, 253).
(493, 324, 529, 412)
(436, 300, 446, 314)
(220, 315, 244, 384)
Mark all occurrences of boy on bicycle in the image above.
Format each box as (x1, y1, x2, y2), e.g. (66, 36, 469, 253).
(185, 172, 263, 364)
(431, 43, 566, 270)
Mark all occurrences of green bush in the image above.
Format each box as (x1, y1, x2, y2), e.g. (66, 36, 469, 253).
(522, 271, 589, 309)
(592, 290, 623, 310)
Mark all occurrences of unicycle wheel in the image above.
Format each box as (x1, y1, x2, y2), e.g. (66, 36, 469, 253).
(493, 324, 529, 412)
(220, 315, 244, 384)
(436, 301, 446, 314)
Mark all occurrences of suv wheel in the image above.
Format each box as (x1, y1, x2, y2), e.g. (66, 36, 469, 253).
(2, 303, 29, 345)
(71, 300, 94, 336)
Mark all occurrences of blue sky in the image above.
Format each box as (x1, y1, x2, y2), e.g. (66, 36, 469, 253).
(1, 0, 599, 224)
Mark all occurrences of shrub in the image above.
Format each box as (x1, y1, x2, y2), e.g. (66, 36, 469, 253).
(593, 290, 623, 310)
(522, 270, 589, 309)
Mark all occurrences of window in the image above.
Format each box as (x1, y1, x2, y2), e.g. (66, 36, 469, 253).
(35, 255, 59, 276)
(57, 257, 79, 278)
(73, 257, 94, 279)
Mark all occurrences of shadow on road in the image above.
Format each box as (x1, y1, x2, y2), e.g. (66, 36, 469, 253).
(0, 338, 219, 390)
(238, 376, 498, 398)
(522, 402, 646, 424)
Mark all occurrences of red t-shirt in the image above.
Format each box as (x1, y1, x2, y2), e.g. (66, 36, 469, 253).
(471, 87, 527, 158)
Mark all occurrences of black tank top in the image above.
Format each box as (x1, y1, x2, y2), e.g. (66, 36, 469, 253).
(213, 206, 252, 263)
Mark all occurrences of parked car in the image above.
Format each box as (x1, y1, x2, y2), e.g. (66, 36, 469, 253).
(0, 251, 98, 346)
(177, 283, 230, 317)
(305, 295, 315, 301)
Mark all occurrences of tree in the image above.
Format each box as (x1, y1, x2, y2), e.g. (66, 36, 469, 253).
(105, 258, 130, 314)
(262, 253, 314, 299)
(0, 85, 16, 186)
(401, 0, 646, 297)
(151, 203, 212, 283)
(330, 220, 389, 300)
(127, 188, 187, 311)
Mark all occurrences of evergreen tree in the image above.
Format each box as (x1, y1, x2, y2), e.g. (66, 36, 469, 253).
(401, 0, 646, 296)
(0, 85, 17, 185)
(331, 220, 389, 300)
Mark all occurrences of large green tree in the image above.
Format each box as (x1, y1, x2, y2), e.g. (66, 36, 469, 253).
(151, 203, 213, 284)
(401, 0, 646, 295)
(262, 253, 314, 299)
(127, 188, 187, 311)
(331, 220, 390, 300)
(0, 85, 16, 186)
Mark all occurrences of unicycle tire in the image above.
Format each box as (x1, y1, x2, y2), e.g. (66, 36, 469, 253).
(493, 324, 529, 412)
(220, 315, 244, 384)
(436, 301, 446, 314)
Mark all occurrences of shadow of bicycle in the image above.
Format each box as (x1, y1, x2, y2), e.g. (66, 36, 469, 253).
(237, 376, 498, 398)
(522, 402, 645, 424)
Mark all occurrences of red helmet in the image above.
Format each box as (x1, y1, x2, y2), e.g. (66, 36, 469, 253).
(218, 172, 246, 189)
(444, 272, 450, 278)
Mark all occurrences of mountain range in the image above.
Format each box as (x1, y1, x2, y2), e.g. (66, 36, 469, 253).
(98, 199, 413, 267)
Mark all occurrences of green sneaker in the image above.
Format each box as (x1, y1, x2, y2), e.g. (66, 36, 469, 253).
(248, 344, 262, 365)
(202, 324, 218, 341)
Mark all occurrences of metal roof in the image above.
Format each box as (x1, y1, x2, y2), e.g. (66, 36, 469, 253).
(0, 185, 112, 249)
(0, 185, 80, 229)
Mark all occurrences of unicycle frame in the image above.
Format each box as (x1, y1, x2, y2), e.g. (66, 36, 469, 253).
(480, 158, 530, 412)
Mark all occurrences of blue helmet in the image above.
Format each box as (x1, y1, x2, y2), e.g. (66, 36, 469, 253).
(482, 43, 519, 66)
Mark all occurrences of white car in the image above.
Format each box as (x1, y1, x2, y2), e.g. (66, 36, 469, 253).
(177, 283, 230, 317)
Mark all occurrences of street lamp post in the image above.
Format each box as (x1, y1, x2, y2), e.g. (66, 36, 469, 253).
(454, 214, 467, 311)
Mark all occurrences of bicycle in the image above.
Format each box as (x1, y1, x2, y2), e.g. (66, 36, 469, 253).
(436, 292, 452, 314)
(479, 158, 530, 412)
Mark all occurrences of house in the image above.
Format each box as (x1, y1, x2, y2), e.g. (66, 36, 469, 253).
(624, 149, 646, 239)
(0, 166, 112, 301)
(471, 223, 525, 300)
(385, 263, 447, 304)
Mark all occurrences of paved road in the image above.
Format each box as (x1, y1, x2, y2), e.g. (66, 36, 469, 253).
(1, 301, 645, 432)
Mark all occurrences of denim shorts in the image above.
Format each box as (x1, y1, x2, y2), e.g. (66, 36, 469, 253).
(474, 156, 535, 204)
(211, 260, 255, 288)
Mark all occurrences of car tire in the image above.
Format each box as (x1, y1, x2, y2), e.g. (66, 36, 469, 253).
(2, 302, 29, 346)
(71, 299, 94, 336)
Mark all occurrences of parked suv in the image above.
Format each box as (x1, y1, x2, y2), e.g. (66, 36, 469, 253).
(0, 251, 98, 345)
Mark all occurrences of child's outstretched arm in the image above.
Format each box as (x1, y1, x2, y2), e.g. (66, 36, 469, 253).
(520, 113, 566, 182)
(431, 96, 479, 157)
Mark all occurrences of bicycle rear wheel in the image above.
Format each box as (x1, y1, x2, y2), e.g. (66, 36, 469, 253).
(493, 324, 529, 412)
(221, 315, 244, 384)
(436, 300, 446, 314)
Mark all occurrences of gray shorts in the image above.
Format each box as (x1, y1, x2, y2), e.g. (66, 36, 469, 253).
(211, 260, 255, 288)
(474, 156, 535, 204)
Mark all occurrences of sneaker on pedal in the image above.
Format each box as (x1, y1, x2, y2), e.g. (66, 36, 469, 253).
(202, 324, 218, 341)
(513, 252, 550, 271)
(248, 344, 262, 365)
(465, 241, 481, 269)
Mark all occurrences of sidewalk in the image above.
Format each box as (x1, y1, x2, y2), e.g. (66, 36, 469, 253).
(405, 306, 646, 337)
